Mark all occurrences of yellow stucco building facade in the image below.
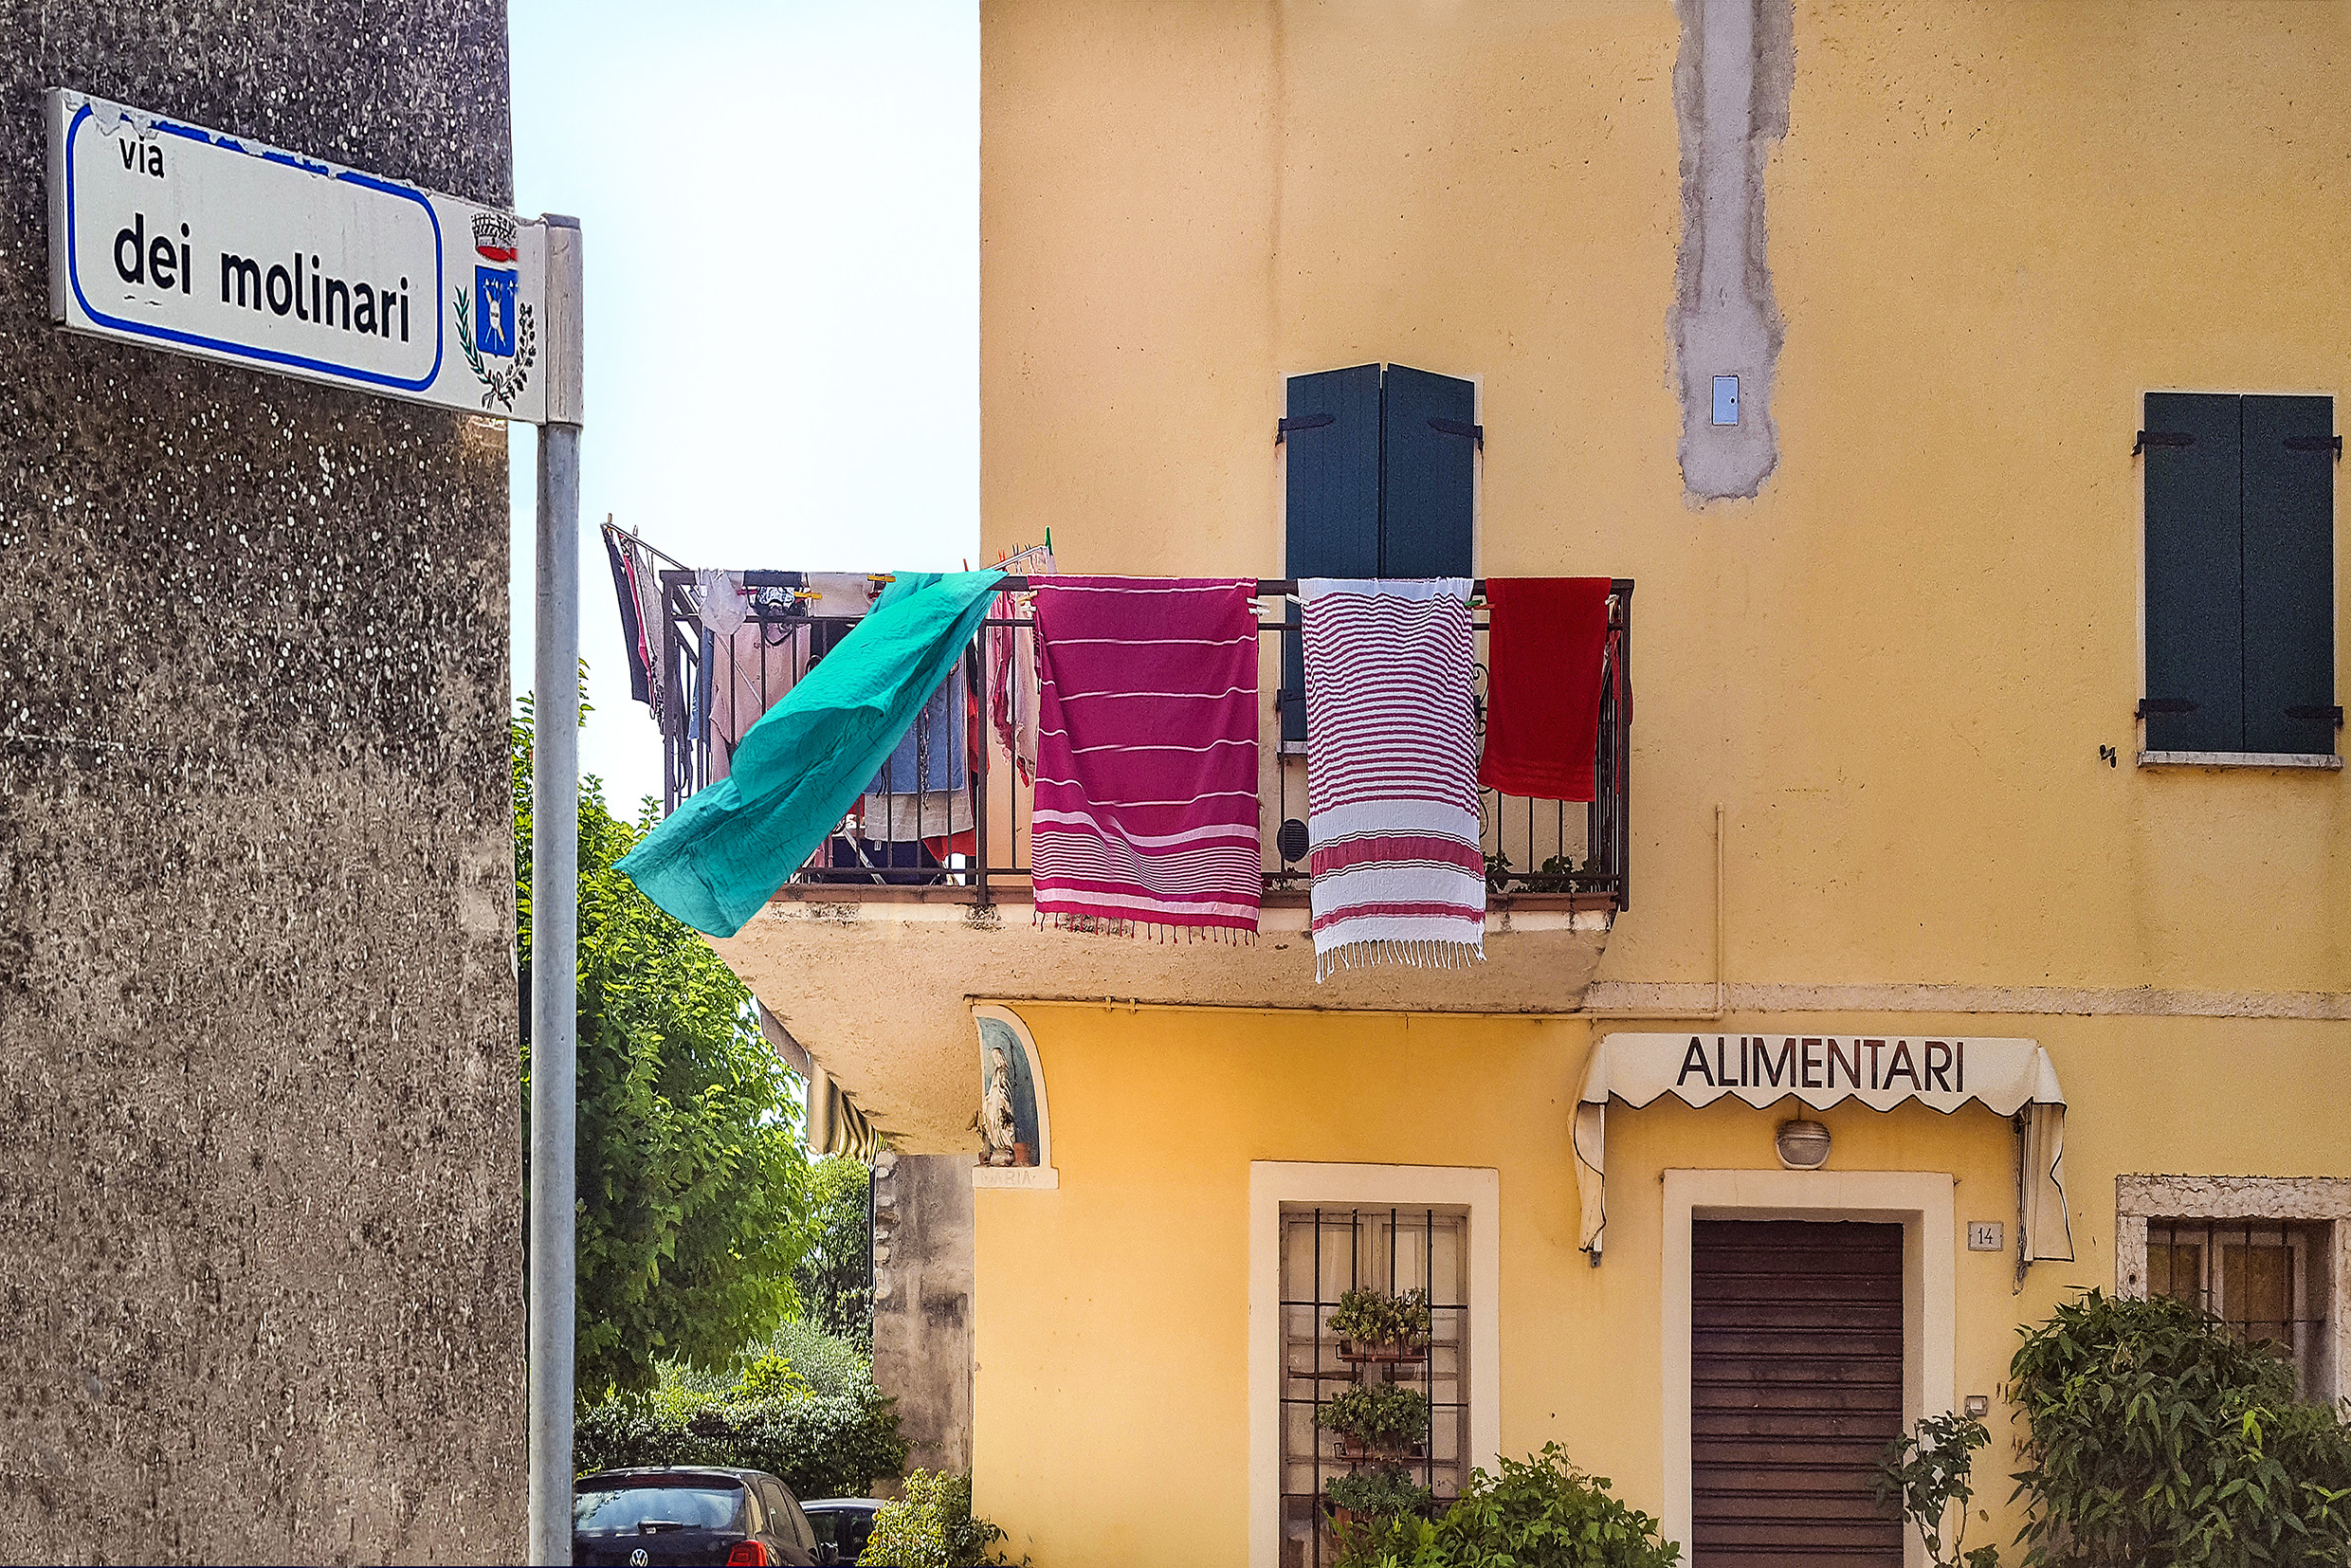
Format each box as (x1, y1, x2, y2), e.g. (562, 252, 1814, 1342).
(720, 4, 2351, 1563)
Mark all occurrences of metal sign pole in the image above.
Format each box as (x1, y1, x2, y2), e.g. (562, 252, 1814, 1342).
(528, 212, 584, 1567)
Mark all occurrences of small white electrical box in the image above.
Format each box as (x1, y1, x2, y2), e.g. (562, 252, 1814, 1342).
(1964, 1394, 1991, 1418)
(1712, 374, 1740, 426)
(1967, 1221, 2005, 1252)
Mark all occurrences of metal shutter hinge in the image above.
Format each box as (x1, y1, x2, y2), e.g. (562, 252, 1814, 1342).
(2282, 435, 2342, 458)
(1275, 413, 1334, 446)
(1429, 416, 1484, 449)
(2284, 704, 2345, 727)
(2132, 430, 2194, 456)
(2138, 698, 2198, 718)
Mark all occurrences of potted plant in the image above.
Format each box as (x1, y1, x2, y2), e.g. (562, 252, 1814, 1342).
(1321, 1465, 1432, 1535)
(1316, 1381, 1430, 1462)
(1327, 1287, 1432, 1362)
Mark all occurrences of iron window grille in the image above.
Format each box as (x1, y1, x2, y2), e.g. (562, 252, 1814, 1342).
(2146, 1217, 2332, 1399)
(1278, 1205, 1469, 1568)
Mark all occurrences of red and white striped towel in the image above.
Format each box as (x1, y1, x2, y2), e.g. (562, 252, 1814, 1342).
(1030, 577, 1262, 938)
(1302, 577, 1485, 978)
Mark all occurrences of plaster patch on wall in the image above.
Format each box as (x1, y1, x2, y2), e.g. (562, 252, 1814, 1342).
(1669, 0, 1794, 501)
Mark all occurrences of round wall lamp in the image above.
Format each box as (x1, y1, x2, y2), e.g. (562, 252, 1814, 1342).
(1776, 1119, 1832, 1170)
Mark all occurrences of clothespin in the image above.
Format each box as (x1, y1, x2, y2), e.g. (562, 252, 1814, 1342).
(867, 573, 897, 586)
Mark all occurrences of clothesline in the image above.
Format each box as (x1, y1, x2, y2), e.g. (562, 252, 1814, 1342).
(600, 516, 690, 574)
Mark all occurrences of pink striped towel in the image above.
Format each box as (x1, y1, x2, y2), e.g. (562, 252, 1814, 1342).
(1302, 577, 1485, 978)
(1030, 577, 1262, 937)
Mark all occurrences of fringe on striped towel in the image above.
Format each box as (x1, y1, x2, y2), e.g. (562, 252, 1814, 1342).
(1314, 936, 1484, 982)
(1301, 577, 1487, 982)
(1037, 911, 1256, 945)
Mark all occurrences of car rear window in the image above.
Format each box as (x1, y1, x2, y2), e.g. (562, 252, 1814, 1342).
(574, 1481, 745, 1534)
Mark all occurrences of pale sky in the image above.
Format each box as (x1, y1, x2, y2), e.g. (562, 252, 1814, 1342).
(505, 0, 980, 812)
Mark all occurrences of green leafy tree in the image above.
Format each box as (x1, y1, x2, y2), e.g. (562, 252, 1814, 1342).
(795, 1155, 876, 1353)
(515, 695, 815, 1400)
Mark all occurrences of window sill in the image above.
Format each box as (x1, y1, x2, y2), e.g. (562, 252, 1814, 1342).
(2137, 750, 2342, 771)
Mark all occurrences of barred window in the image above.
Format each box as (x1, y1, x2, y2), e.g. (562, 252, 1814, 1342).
(2147, 1218, 2331, 1399)
(1278, 1205, 1469, 1568)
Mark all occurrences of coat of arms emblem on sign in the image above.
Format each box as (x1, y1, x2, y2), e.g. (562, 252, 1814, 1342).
(455, 210, 534, 410)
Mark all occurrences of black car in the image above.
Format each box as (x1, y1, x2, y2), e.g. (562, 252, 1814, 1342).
(573, 1467, 821, 1566)
(800, 1498, 883, 1565)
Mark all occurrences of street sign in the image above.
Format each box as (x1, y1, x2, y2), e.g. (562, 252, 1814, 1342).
(47, 88, 551, 424)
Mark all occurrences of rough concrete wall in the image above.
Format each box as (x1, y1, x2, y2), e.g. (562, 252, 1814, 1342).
(0, 7, 525, 1562)
(1670, 0, 1793, 501)
(870, 1152, 974, 1477)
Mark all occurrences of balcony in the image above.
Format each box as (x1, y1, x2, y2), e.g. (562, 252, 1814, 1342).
(655, 571, 1632, 1148)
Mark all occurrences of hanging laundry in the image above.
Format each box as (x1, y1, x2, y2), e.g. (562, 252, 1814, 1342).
(1477, 576, 1613, 803)
(618, 569, 1005, 938)
(801, 573, 883, 620)
(705, 619, 811, 784)
(697, 570, 751, 640)
(602, 524, 653, 704)
(688, 627, 718, 744)
(630, 534, 672, 726)
(861, 672, 975, 841)
(702, 577, 885, 784)
(1301, 578, 1485, 978)
(1030, 577, 1262, 939)
(986, 543, 1054, 782)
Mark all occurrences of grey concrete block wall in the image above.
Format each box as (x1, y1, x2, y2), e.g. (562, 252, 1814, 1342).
(0, 6, 526, 1561)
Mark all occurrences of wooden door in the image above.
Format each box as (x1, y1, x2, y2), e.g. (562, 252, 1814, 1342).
(1690, 1218, 1905, 1566)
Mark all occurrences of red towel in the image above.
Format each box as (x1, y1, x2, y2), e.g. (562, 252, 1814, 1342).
(1477, 577, 1612, 803)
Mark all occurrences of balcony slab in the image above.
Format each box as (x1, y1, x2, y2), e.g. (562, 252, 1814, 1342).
(713, 888, 1613, 1151)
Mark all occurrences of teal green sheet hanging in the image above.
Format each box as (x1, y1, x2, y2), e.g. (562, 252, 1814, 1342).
(619, 569, 1005, 937)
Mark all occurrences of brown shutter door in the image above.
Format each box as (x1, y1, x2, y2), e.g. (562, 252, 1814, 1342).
(1690, 1219, 1904, 1566)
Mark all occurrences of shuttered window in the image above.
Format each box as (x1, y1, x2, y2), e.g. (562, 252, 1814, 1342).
(2142, 392, 2337, 756)
(1279, 363, 1478, 739)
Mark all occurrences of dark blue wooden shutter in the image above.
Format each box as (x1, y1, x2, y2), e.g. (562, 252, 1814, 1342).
(2142, 392, 2244, 752)
(1282, 365, 1382, 741)
(2241, 394, 2336, 756)
(1378, 364, 1477, 576)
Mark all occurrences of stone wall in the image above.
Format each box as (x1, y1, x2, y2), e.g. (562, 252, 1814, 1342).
(0, 6, 526, 1561)
(870, 1152, 975, 1477)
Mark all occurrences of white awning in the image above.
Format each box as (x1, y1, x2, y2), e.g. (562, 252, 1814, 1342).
(1573, 1031, 2071, 1265)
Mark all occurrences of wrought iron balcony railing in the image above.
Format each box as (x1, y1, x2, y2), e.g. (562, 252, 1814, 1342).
(655, 574, 1632, 913)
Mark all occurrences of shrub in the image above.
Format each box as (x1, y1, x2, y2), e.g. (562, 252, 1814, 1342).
(1332, 1444, 1679, 1568)
(857, 1469, 1017, 1567)
(753, 1316, 873, 1401)
(1875, 1411, 1998, 1568)
(575, 1369, 906, 1503)
(2009, 1289, 2351, 1567)
(734, 1350, 811, 1404)
(1318, 1383, 1431, 1452)
(1324, 1465, 1433, 1521)
(1328, 1287, 1433, 1351)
